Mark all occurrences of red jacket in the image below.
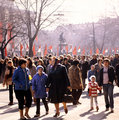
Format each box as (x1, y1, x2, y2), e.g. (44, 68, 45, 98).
(88, 81, 101, 97)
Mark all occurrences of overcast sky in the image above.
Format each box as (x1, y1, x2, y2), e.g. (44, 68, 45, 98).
(58, 0, 119, 24)
(16, 0, 119, 29)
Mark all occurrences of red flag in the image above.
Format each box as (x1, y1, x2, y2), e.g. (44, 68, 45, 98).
(96, 48, 99, 54)
(65, 45, 68, 54)
(115, 48, 117, 54)
(20, 44, 23, 56)
(5, 47, 7, 57)
(90, 49, 92, 55)
(49, 46, 52, 50)
(0, 22, 3, 42)
(57, 46, 59, 56)
(72, 47, 77, 55)
(35, 36, 38, 42)
(82, 48, 85, 55)
(44, 44, 47, 56)
(33, 44, 36, 56)
(78, 46, 81, 53)
(38, 45, 41, 52)
(103, 49, 105, 55)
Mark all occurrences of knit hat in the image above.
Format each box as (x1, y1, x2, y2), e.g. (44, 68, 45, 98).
(36, 65, 44, 71)
(90, 75, 96, 81)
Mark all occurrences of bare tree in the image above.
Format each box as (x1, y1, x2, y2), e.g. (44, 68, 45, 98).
(15, 0, 64, 57)
(0, 0, 25, 58)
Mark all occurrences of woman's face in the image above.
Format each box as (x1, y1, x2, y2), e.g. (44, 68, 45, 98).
(52, 58, 56, 66)
(21, 63, 27, 68)
(8, 63, 12, 67)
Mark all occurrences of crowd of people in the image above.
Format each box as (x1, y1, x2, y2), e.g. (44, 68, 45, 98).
(0, 53, 119, 120)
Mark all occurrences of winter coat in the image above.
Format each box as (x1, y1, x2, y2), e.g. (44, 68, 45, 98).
(95, 63, 103, 84)
(29, 65, 36, 77)
(32, 72, 48, 98)
(115, 64, 119, 86)
(79, 60, 89, 80)
(47, 64, 70, 103)
(88, 81, 101, 97)
(87, 70, 96, 82)
(3, 66, 15, 86)
(68, 65, 82, 89)
(99, 66, 115, 86)
(12, 66, 30, 91)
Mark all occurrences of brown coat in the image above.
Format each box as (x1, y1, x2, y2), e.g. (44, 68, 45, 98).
(68, 65, 83, 89)
(3, 66, 15, 86)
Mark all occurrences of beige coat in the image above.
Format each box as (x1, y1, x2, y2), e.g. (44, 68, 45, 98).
(68, 65, 83, 89)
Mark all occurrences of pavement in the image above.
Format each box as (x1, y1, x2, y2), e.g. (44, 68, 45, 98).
(0, 83, 119, 120)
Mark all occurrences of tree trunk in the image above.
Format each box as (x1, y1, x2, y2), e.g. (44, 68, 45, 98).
(1, 48, 5, 59)
(29, 39, 33, 57)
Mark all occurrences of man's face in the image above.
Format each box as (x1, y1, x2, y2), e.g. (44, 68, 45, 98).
(104, 61, 109, 67)
(81, 56, 85, 60)
(49, 59, 52, 65)
(21, 63, 27, 68)
(115, 54, 118, 58)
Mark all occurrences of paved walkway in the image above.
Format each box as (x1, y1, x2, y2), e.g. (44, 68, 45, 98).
(0, 83, 119, 120)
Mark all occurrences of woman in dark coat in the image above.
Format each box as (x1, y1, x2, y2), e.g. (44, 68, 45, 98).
(47, 57, 70, 117)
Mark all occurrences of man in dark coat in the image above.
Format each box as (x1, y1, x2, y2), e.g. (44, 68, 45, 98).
(79, 56, 89, 89)
(112, 54, 119, 68)
(90, 54, 97, 66)
(115, 64, 119, 87)
(99, 58, 115, 113)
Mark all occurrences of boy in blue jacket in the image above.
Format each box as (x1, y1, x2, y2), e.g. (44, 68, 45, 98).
(32, 65, 49, 117)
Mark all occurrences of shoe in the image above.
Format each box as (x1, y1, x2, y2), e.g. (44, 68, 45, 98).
(90, 107, 94, 111)
(53, 112, 60, 117)
(64, 108, 68, 114)
(111, 109, 114, 113)
(46, 111, 49, 115)
(8, 102, 13, 105)
(96, 106, 99, 112)
(77, 101, 81, 104)
(105, 108, 109, 111)
(20, 117, 27, 120)
(25, 113, 31, 119)
(34, 114, 40, 118)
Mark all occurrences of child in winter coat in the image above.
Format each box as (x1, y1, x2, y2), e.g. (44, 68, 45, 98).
(32, 65, 49, 117)
(88, 75, 101, 112)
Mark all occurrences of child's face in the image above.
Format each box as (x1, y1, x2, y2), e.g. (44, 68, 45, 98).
(92, 77, 95, 82)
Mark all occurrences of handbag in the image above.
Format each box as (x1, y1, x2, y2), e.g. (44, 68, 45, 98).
(63, 89, 74, 103)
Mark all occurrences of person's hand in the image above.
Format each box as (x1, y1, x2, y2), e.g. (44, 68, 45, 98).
(6, 70, 10, 75)
(67, 86, 71, 89)
(99, 86, 102, 89)
(32, 90, 35, 95)
(46, 88, 49, 92)
(108, 82, 112, 84)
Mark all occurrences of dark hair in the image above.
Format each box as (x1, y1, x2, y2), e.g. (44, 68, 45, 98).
(27, 57, 33, 69)
(72, 60, 79, 66)
(64, 57, 68, 61)
(19, 58, 27, 66)
(13, 56, 19, 67)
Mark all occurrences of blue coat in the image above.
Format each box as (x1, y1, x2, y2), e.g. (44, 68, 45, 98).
(88, 70, 96, 81)
(12, 66, 30, 91)
(32, 72, 48, 98)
